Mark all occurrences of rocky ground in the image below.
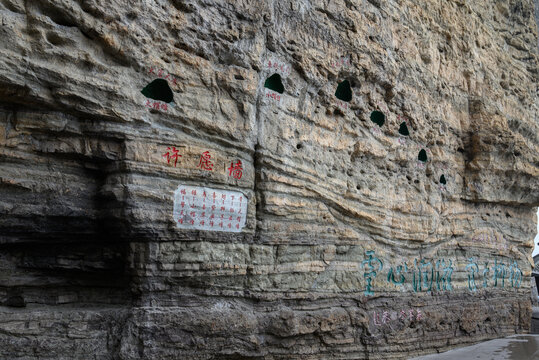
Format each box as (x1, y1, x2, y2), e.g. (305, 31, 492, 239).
(411, 334, 539, 359)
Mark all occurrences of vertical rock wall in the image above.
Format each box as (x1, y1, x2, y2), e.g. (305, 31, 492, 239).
(0, 0, 538, 359)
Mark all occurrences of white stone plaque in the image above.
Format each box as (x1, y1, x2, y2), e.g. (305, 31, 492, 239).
(173, 185, 247, 232)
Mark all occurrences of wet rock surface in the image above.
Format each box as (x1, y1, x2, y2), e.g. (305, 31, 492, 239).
(0, 0, 538, 359)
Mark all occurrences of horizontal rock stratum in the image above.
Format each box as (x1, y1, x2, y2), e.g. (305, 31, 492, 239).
(0, 0, 538, 359)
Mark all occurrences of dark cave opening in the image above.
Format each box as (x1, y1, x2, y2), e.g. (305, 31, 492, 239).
(335, 80, 352, 102)
(418, 149, 428, 162)
(398, 121, 409, 136)
(371, 110, 385, 127)
(440, 174, 447, 185)
(141, 79, 174, 103)
(264, 73, 284, 94)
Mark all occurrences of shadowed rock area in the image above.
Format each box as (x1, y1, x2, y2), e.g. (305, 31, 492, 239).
(0, 0, 538, 359)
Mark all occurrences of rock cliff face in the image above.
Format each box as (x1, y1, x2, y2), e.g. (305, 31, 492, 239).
(0, 0, 538, 359)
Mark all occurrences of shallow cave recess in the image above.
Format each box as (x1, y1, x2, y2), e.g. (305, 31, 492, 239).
(141, 79, 174, 103)
(398, 121, 409, 136)
(418, 149, 428, 162)
(440, 174, 447, 185)
(370, 110, 385, 127)
(264, 73, 284, 94)
(335, 80, 352, 102)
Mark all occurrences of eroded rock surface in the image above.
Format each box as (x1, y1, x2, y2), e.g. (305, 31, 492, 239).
(0, 0, 538, 359)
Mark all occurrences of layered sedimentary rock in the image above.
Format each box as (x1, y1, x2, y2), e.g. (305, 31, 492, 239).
(0, 0, 538, 359)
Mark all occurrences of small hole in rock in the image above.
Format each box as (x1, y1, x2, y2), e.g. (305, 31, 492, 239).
(418, 149, 428, 162)
(440, 174, 447, 185)
(370, 111, 385, 127)
(296, 143, 303, 150)
(141, 79, 174, 103)
(46, 32, 66, 46)
(335, 80, 352, 102)
(264, 73, 284, 94)
(398, 121, 409, 136)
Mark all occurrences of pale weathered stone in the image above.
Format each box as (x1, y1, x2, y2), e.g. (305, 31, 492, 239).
(0, 0, 538, 359)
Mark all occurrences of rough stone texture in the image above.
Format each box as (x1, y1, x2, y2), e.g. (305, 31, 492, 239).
(0, 0, 538, 359)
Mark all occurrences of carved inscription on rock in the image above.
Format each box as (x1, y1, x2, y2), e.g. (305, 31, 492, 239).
(173, 185, 248, 232)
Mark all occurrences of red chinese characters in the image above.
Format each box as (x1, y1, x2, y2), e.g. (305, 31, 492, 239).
(337, 99, 349, 110)
(159, 149, 247, 180)
(148, 67, 178, 86)
(266, 60, 291, 76)
(174, 186, 248, 232)
(331, 57, 350, 69)
(399, 310, 407, 321)
(372, 309, 424, 327)
(381, 311, 391, 324)
(228, 160, 243, 179)
(373, 311, 381, 326)
(162, 146, 182, 167)
(265, 91, 281, 101)
(198, 151, 214, 171)
(146, 99, 168, 111)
